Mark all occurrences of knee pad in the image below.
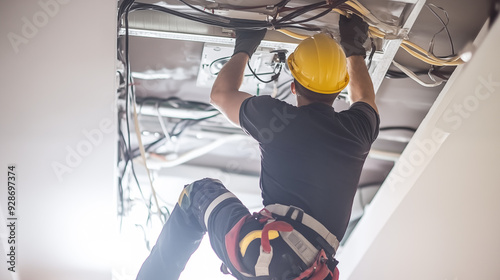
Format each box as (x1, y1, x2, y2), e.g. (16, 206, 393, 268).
(176, 178, 236, 230)
(178, 182, 195, 212)
(177, 178, 225, 211)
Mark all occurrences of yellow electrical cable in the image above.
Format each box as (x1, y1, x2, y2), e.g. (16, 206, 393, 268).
(345, 2, 465, 66)
(368, 26, 385, 37)
(277, 0, 464, 66)
(277, 29, 310, 40)
(401, 40, 464, 65)
(400, 44, 464, 66)
(368, 26, 464, 66)
(333, 8, 348, 16)
(346, 0, 370, 16)
(402, 40, 444, 59)
(132, 101, 164, 223)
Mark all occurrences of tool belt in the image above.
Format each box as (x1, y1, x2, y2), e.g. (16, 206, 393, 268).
(224, 204, 340, 280)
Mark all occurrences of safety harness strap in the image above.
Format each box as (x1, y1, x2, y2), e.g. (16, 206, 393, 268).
(223, 205, 340, 280)
(265, 204, 340, 254)
(280, 230, 319, 267)
(255, 221, 293, 276)
(225, 214, 254, 277)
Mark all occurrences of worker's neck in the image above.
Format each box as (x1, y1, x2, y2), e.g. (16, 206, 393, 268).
(296, 96, 333, 107)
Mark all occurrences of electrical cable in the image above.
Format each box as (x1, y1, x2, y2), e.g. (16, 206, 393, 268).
(126, 100, 222, 159)
(273, 77, 294, 100)
(385, 69, 427, 79)
(169, 112, 221, 138)
(135, 224, 151, 251)
(120, 0, 165, 224)
(176, 0, 227, 19)
(366, 37, 376, 70)
(277, 29, 309, 40)
(400, 44, 463, 66)
(129, 2, 270, 30)
(119, 130, 147, 199)
(149, 134, 248, 168)
(117, 127, 129, 230)
(124, 0, 348, 32)
(156, 101, 172, 145)
(342, 0, 464, 66)
(132, 77, 165, 224)
(385, 67, 449, 80)
(214, 0, 291, 11)
(392, 61, 444, 87)
(209, 56, 282, 77)
(426, 3, 455, 57)
(276, 86, 292, 100)
(379, 126, 417, 133)
(281, 6, 335, 25)
(276, 1, 330, 23)
(247, 60, 282, 84)
(122, 0, 145, 213)
(368, 26, 463, 66)
(343, 0, 396, 34)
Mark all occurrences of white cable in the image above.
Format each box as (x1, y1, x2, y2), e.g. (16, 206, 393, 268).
(392, 61, 444, 88)
(347, 0, 398, 35)
(155, 101, 172, 144)
(368, 149, 401, 162)
(132, 100, 164, 223)
(146, 134, 249, 169)
(271, 81, 278, 98)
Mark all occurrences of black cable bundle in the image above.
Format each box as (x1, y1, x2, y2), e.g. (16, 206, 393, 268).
(122, 0, 348, 31)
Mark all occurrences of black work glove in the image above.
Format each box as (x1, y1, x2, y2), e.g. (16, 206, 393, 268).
(233, 29, 267, 58)
(339, 14, 368, 58)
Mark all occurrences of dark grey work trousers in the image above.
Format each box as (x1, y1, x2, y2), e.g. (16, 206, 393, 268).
(136, 178, 250, 280)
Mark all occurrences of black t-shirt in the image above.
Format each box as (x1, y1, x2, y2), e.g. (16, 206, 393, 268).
(239, 96, 379, 240)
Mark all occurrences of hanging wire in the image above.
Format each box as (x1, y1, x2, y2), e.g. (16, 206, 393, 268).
(426, 3, 455, 57)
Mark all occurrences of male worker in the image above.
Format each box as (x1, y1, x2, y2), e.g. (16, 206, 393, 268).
(137, 15, 379, 280)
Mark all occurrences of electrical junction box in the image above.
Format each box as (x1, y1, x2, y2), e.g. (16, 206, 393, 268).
(197, 43, 280, 95)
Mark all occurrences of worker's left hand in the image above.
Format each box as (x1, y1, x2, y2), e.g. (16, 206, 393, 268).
(233, 29, 267, 58)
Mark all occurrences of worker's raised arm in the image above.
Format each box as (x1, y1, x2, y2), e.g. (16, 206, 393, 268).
(346, 55, 378, 113)
(339, 15, 378, 113)
(210, 29, 266, 126)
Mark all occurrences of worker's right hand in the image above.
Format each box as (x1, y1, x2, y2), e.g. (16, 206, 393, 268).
(339, 14, 368, 58)
(233, 29, 267, 58)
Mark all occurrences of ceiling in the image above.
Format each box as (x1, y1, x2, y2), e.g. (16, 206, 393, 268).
(115, 0, 492, 277)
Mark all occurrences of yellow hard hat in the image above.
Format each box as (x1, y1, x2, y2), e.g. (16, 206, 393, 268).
(287, 33, 349, 94)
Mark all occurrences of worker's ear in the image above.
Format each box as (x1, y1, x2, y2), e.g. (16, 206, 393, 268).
(291, 81, 296, 95)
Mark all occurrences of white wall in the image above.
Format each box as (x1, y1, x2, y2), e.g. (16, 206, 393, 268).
(338, 19, 500, 280)
(0, 1, 116, 279)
